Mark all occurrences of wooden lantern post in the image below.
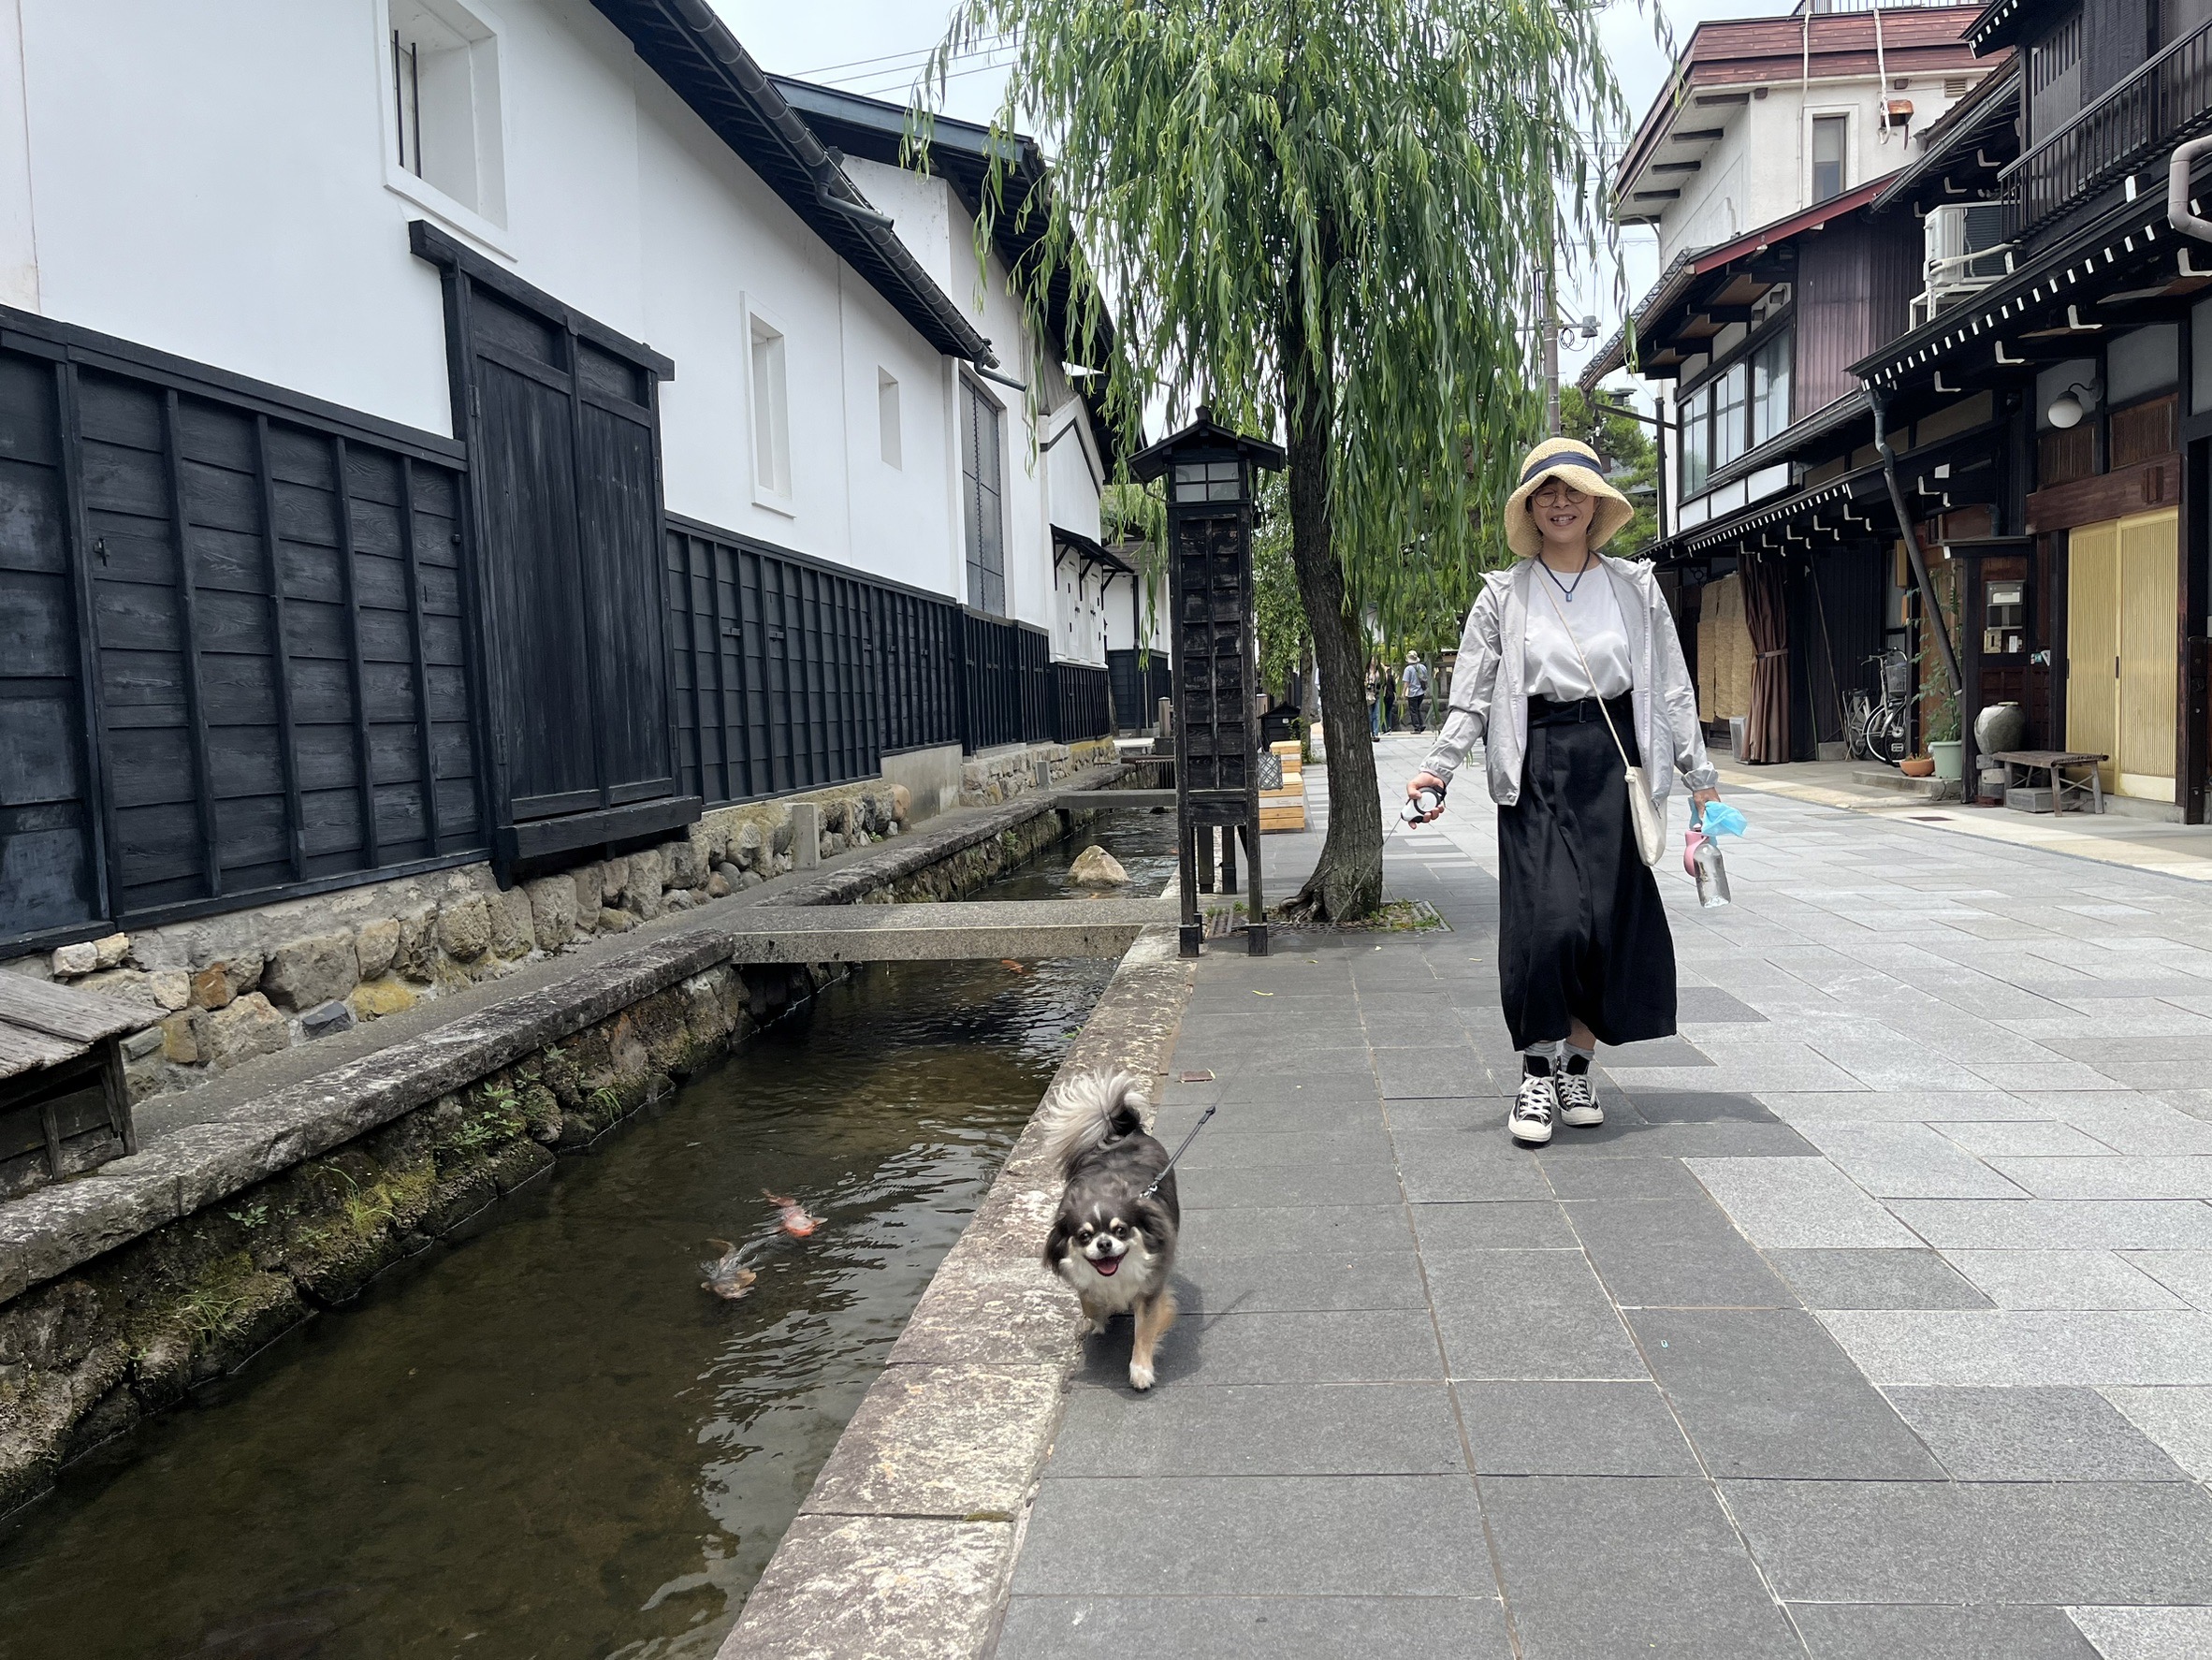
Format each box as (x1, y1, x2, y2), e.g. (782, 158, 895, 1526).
(1128, 407, 1287, 958)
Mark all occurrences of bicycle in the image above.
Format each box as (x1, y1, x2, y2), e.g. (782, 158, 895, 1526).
(1842, 648, 1913, 766)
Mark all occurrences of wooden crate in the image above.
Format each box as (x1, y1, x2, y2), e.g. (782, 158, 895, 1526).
(1260, 739, 1306, 832)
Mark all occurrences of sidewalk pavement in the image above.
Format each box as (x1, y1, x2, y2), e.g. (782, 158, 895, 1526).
(1710, 755, 2212, 885)
(996, 734, 2212, 1659)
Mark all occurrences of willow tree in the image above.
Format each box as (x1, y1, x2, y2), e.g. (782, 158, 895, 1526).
(928, 0, 1628, 920)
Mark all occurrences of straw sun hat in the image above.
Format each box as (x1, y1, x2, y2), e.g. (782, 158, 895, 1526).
(1503, 437, 1635, 561)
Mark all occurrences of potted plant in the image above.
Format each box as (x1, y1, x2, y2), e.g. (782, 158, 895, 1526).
(1927, 675, 1964, 782)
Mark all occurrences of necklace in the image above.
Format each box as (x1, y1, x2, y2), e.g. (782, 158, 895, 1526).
(1540, 553, 1594, 601)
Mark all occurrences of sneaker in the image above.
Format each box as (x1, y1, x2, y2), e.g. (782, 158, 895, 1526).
(1556, 1069, 1604, 1128)
(1509, 1074, 1556, 1146)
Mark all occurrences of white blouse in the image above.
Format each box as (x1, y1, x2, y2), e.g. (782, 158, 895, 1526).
(1523, 561, 1633, 700)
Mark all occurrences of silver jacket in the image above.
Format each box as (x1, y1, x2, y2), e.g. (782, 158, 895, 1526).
(1421, 556, 1718, 807)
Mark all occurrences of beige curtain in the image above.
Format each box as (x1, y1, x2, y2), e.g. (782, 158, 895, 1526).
(1740, 554, 1791, 764)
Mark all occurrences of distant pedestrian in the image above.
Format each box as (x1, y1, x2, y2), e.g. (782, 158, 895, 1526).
(1380, 664, 1399, 733)
(1405, 438, 1719, 1148)
(1404, 650, 1430, 733)
(1365, 662, 1382, 740)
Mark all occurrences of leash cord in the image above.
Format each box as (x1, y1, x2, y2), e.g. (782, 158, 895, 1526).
(1139, 1103, 1216, 1200)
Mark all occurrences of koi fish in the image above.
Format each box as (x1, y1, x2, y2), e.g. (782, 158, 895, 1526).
(700, 1238, 758, 1300)
(764, 1190, 822, 1238)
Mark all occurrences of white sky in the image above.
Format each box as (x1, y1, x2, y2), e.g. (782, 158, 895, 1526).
(712, 0, 1780, 400)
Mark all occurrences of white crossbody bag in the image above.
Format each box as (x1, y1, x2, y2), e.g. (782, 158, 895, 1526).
(1534, 567, 1666, 868)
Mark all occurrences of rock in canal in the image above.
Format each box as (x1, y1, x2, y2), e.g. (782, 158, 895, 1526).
(1069, 845, 1129, 888)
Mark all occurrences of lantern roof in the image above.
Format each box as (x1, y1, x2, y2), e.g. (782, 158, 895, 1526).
(1127, 405, 1287, 483)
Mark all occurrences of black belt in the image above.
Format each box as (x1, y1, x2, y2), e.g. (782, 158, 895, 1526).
(1526, 692, 1633, 727)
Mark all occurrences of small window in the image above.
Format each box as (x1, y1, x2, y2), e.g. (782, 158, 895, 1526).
(749, 313, 792, 507)
(1171, 459, 1244, 502)
(1811, 115, 1847, 203)
(1711, 362, 1748, 471)
(1681, 386, 1712, 497)
(1751, 330, 1793, 447)
(387, 1, 504, 224)
(960, 378, 1005, 615)
(877, 369, 902, 469)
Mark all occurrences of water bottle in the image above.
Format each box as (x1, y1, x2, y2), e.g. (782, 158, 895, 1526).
(1690, 823, 1724, 911)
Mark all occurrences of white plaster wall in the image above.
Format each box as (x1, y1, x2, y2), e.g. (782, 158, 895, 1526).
(5, 0, 975, 598)
(1655, 76, 1978, 266)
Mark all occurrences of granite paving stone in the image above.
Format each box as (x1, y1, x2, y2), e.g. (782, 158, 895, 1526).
(1456, 1380, 1699, 1476)
(1883, 1385, 2191, 1481)
(1684, 1156, 1925, 1248)
(1630, 1306, 1944, 1479)
(1942, 1249, 2189, 1310)
(987, 746, 2212, 1653)
(993, 1595, 1516, 1659)
(1722, 1478, 2212, 1604)
(1788, 1603, 2102, 1659)
(1768, 1246, 1995, 1309)
(1480, 1476, 1805, 1659)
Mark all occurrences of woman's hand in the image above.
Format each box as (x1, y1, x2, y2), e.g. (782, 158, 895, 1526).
(1406, 771, 1447, 823)
(1693, 787, 1722, 808)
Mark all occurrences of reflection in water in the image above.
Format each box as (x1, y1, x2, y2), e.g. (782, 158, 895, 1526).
(0, 818, 1173, 1660)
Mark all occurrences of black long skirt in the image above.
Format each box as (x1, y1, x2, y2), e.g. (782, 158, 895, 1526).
(1496, 695, 1678, 1051)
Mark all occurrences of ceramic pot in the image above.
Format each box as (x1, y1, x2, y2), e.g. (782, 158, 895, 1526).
(1930, 740, 1965, 781)
(1900, 755, 1937, 778)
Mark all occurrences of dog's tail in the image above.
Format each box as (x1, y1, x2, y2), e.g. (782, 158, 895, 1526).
(1036, 1070, 1148, 1172)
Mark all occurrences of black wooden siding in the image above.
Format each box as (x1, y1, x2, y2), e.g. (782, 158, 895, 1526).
(667, 517, 1111, 810)
(1107, 649, 1171, 734)
(0, 319, 481, 953)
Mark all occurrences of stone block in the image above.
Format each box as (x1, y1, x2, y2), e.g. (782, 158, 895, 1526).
(597, 908, 635, 934)
(50, 942, 95, 978)
(710, 862, 738, 890)
(91, 934, 130, 970)
(436, 896, 491, 961)
(664, 837, 706, 889)
(890, 781, 912, 823)
(159, 1011, 204, 1065)
(74, 968, 160, 1012)
(354, 918, 400, 981)
(394, 910, 437, 983)
(148, 970, 190, 1012)
(735, 820, 764, 866)
(348, 977, 417, 1020)
(572, 862, 605, 916)
(625, 848, 665, 906)
(124, 1050, 165, 1103)
(664, 889, 695, 912)
(488, 887, 534, 958)
(204, 993, 289, 1070)
(120, 1026, 165, 1061)
(299, 1000, 355, 1041)
(225, 953, 264, 997)
(771, 818, 793, 856)
(791, 803, 821, 870)
(189, 964, 236, 1011)
(262, 932, 360, 1012)
(601, 855, 630, 900)
(524, 876, 576, 950)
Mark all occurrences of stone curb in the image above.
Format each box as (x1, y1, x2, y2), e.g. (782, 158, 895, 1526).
(0, 771, 1131, 1306)
(717, 925, 1194, 1660)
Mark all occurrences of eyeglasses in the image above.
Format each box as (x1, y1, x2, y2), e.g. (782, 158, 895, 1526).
(1531, 481, 1589, 507)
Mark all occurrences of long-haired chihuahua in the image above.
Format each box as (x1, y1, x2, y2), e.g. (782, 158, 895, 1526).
(1039, 1070, 1178, 1391)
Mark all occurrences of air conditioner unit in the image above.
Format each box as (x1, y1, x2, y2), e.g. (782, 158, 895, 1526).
(1911, 202, 2014, 325)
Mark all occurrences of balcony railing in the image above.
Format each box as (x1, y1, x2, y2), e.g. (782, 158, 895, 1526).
(2004, 19, 2212, 238)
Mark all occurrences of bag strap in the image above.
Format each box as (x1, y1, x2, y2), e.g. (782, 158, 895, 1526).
(1531, 559, 1635, 773)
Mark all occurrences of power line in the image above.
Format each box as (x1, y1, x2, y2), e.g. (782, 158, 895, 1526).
(789, 33, 1007, 82)
(840, 51, 1018, 100)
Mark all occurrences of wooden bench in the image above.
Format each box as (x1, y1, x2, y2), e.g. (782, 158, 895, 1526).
(1260, 740, 1307, 833)
(1986, 750, 2108, 815)
(0, 974, 144, 1200)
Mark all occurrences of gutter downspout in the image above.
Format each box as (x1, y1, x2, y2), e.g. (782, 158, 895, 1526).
(1870, 387, 1963, 698)
(2173, 135, 2212, 242)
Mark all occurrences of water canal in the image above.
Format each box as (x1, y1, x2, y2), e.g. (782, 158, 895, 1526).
(0, 816, 1176, 1660)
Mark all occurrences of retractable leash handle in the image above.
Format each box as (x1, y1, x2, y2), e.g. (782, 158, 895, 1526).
(1139, 1104, 1216, 1201)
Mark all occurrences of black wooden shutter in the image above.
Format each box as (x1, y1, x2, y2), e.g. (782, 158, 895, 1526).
(412, 222, 694, 865)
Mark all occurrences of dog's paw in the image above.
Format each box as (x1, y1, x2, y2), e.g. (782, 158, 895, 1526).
(1128, 1360, 1155, 1391)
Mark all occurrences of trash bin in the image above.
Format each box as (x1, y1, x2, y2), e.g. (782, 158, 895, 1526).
(1729, 716, 1749, 762)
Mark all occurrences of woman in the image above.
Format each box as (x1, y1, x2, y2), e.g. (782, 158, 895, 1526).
(1407, 437, 1719, 1147)
(1381, 663, 1399, 734)
(1365, 662, 1383, 740)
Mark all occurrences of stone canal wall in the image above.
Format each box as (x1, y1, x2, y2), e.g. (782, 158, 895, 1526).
(3, 739, 1114, 1112)
(0, 772, 1118, 1517)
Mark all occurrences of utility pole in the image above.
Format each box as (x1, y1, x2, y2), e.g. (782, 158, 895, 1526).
(1541, 238, 1561, 437)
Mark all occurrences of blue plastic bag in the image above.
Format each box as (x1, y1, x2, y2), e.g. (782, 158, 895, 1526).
(1696, 801, 1749, 838)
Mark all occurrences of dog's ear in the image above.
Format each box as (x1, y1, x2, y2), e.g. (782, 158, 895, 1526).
(1041, 1211, 1071, 1271)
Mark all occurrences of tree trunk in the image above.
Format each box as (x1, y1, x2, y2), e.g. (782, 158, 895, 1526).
(1279, 313, 1383, 924)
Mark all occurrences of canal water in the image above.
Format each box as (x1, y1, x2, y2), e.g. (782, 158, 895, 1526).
(0, 816, 1175, 1660)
